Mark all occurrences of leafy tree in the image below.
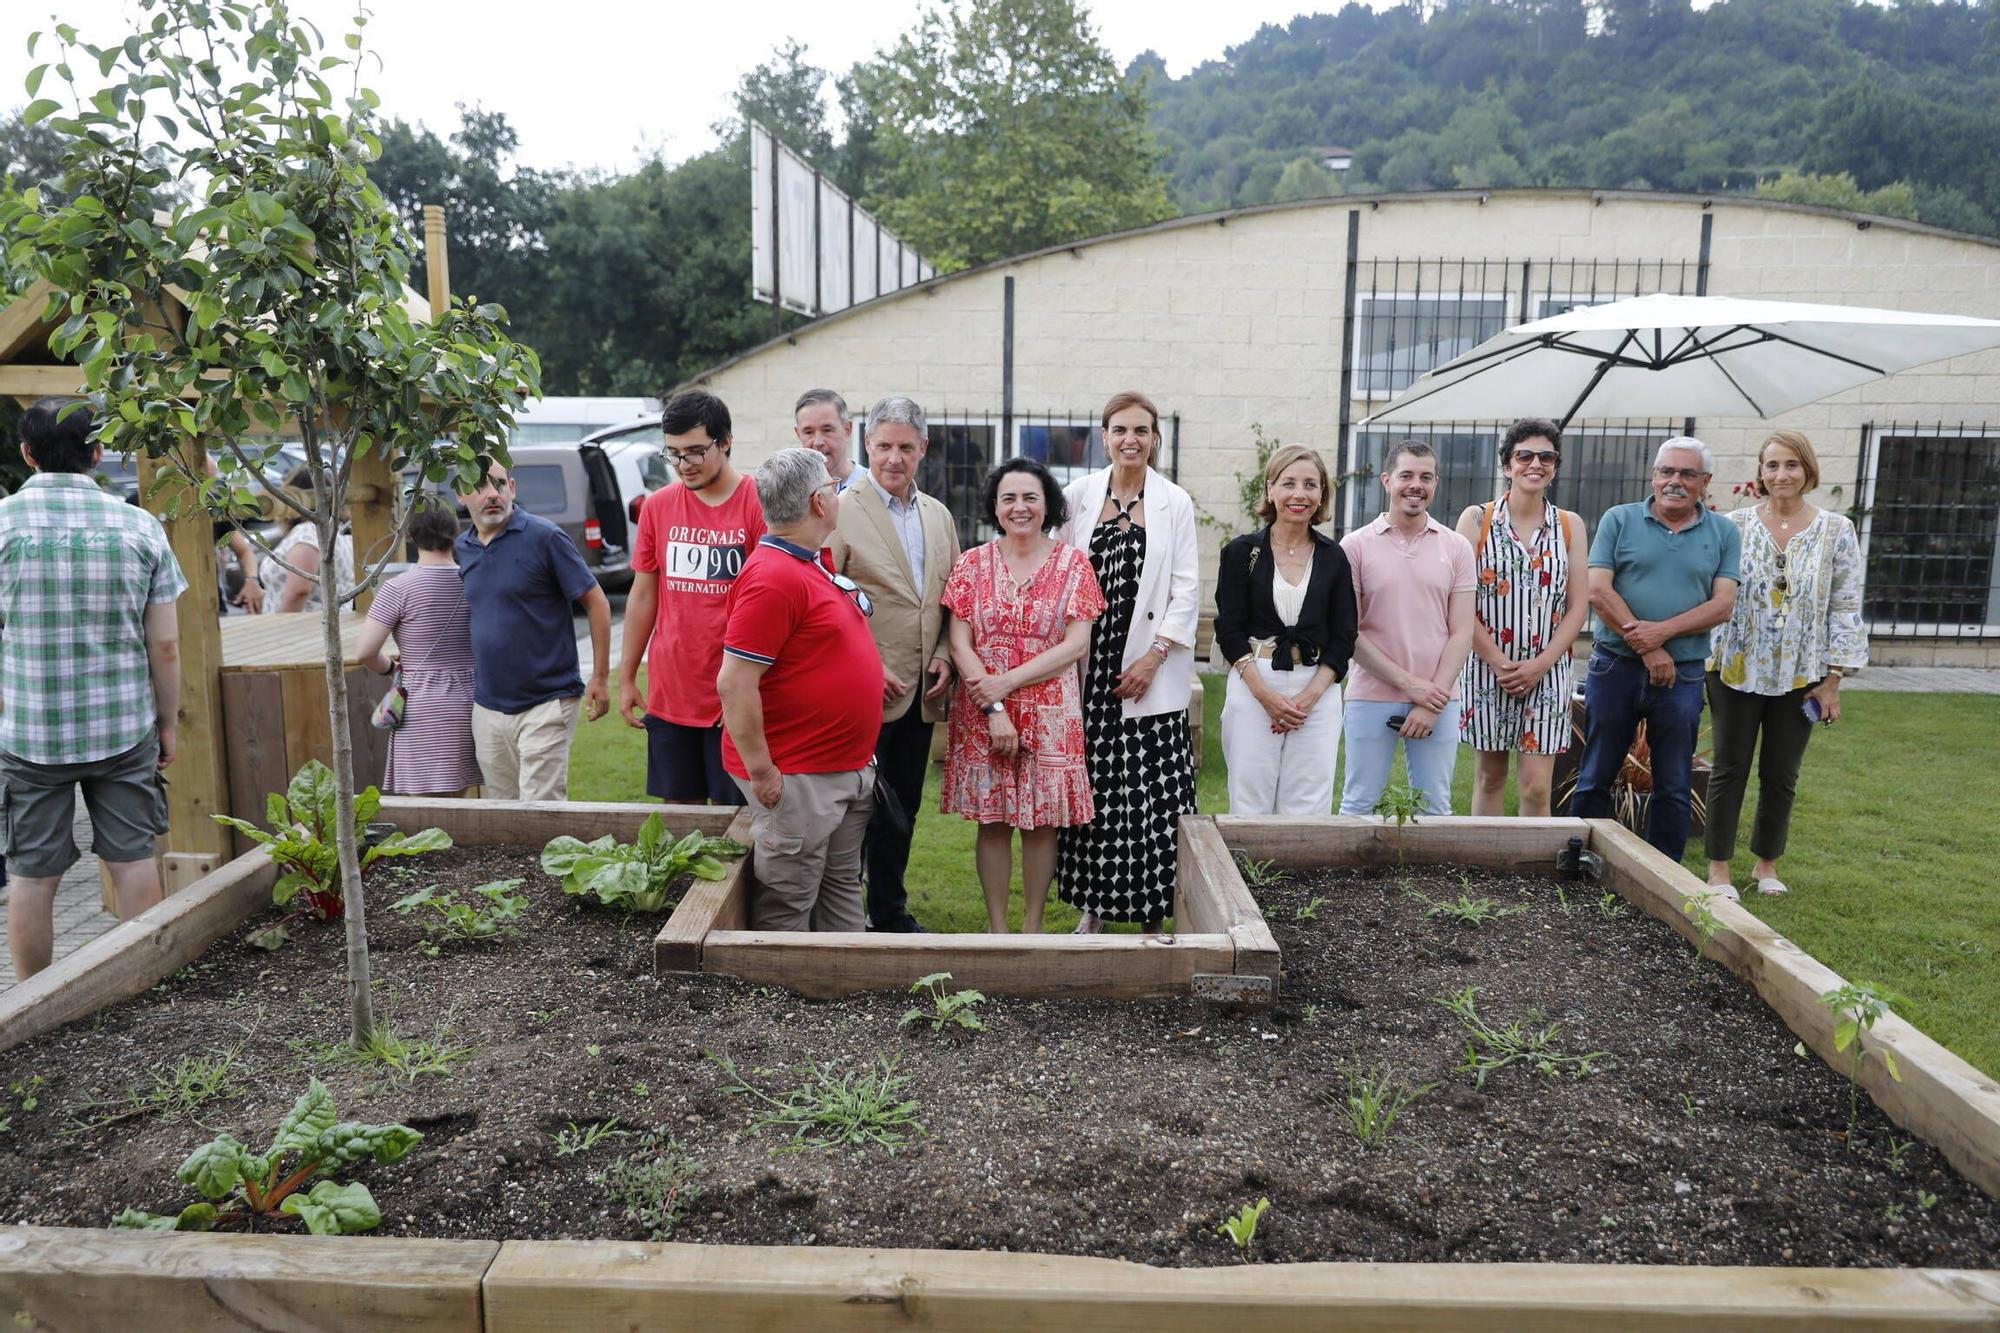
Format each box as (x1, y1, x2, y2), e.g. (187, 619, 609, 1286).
(1272, 156, 1341, 203)
(722, 39, 835, 166)
(1755, 171, 1917, 222)
(1, 0, 538, 1046)
(847, 0, 1176, 269)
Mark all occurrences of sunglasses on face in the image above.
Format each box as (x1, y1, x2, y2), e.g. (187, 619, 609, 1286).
(1511, 449, 1559, 466)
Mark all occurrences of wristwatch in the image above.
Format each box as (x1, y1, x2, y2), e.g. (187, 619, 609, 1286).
(984, 701, 1006, 716)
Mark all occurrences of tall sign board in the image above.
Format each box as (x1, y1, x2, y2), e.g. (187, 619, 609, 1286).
(751, 121, 934, 318)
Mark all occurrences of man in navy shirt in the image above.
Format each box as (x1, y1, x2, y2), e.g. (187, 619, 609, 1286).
(456, 464, 611, 800)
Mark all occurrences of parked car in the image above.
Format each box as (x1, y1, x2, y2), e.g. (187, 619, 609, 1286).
(579, 415, 669, 526)
(503, 441, 633, 590)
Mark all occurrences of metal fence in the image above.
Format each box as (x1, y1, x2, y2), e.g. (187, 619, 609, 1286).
(914, 406, 1181, 551)
(1856, 424, 2000, 640)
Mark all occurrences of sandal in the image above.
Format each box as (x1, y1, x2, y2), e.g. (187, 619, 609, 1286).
(1072, 912, 1103, 935)
(1756, 877, 1790, 896)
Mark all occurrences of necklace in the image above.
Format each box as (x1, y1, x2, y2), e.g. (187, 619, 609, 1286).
(1273, 527, 1309, 558)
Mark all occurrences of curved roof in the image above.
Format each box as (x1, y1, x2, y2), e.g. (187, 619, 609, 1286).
(681, 186, 2000, 389)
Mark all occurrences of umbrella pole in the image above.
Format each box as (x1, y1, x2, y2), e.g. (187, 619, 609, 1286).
(1558, 354, 1622, 433)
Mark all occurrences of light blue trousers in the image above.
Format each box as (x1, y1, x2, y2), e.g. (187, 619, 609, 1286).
(1338, 698, 1462, 816)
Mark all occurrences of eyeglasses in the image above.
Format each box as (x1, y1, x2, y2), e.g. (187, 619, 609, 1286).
(1653, 466, 1708, 482)
(829, 568, 873, 616)
(665, 442, 716, 466)
(1512, 449, 1559, 466)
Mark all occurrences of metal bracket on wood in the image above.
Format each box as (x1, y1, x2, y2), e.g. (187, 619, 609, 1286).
(1191, 973, 1278, 1007)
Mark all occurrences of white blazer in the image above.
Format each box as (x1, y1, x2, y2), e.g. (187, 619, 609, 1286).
(1059, 466, 1200, 719)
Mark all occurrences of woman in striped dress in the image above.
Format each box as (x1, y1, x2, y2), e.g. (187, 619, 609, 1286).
(354, 499, 482, 796)
(1454, 419, 1592, 816)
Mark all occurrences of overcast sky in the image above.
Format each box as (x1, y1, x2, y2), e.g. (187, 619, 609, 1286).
(3, 0, 1361, 175)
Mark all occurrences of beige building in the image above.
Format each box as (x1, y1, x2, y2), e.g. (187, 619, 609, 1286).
(682, 189, 2000, 665)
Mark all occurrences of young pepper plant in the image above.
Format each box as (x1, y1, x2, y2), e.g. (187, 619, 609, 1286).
(214, 760, 451, 949)
(1, 0, 539, 1047)
(111, 1078, 420, 1234)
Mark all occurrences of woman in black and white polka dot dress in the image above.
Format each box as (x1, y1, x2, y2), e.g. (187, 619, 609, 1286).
(1054, 392, 1200, 931)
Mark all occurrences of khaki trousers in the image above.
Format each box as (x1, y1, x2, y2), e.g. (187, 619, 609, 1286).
(471, 697, 581, 802)
(733, 764, 875, 932)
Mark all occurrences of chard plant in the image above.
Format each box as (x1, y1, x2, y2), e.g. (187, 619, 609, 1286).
(1371, 782, 1425, 867)
(111, 1078, 419, 1234)
(541, 814, 747, 913)
(392, 878, 528, 955)
(4, 0, 538, 1047)
(1217, 1197, 1270, 1258)
(901, 972, 987, 1034)
(216, 761, 450, 949)
(1821, 981, 1904, 1147)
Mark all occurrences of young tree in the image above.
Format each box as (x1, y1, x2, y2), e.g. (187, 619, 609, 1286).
(848, 0, 1176, 270)
(0, 0, 539, 1045)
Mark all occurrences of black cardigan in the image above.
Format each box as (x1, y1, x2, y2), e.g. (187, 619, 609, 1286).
(1213, 527, 1358, 677)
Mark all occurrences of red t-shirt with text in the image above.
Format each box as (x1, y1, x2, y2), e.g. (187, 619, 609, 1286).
(633, 476, 765, 725)
(721, 539, 884, 777)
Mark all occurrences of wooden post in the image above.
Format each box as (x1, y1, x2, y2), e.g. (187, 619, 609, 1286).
(423, 204, 451, 320)
(136, 444, 230, 894)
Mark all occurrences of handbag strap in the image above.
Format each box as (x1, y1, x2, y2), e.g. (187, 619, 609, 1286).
(401, 579, 466, 671)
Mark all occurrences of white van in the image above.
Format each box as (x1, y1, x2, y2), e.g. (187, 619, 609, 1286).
(511, 397, 658, 447)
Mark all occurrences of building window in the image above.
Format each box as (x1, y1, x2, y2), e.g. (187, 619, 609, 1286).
(1016, 421, 1103, 487)
(1861, 427, 2000, 634)
(919, 419, 1002, 551)
(1352, 294, 1510, 399)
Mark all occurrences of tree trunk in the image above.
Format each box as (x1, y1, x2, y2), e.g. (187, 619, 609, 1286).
(319, 514, 376, 1047)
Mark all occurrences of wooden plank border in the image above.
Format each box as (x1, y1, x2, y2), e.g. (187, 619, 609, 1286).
(0, 1225, 496, 1331)
(1178, 816, 1281, 991)
(1589, 819, 2000, 1201)
(480, 1240, 2000, 1330)
(1216, 814, 1590, 872)
(655, 808, 756, 973)
(377, 798, 734, 846)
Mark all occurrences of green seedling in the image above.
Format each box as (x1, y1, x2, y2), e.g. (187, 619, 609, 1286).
(585, 1044, 603, 1058)
(709, 1051, 925, 1153)
(1597, 892, 1628, 918)
(392, 879, 528, 955)
(1681, 1093, 1700, 1119)
(541, 813, 747, 913)
(1412, 891, 1526, 927)
(1372, 782, 1425, 866)
(0, 1074, 45, 1133)
(551, 1119, 629, 1157)
(594, 1130, 701, 1241)
(1233, 854, 1283, 888)
(1218, 1197, 1270, 1257)
(1437, 986, 1609, 1089)
(1333, 1062, 1436, 1149)
(214, 760, 452, 946)
(110, 1078, 418, 1235)
(1682, 890, 1727, 978)
(1885, 1137, 1913, 1170)
(1882, 1202, 1905, 1222)
(901, 972, 987, 1034)
(1917, 1189, 1938, 1211)
(311, 1015, 471, 1083)
(1295, 896, 1327, 922)
(1821, 981, 1904, 1148)
(631, 1082, 651, 1099)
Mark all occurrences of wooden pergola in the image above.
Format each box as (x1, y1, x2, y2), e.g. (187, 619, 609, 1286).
(0, 209, 452, 893)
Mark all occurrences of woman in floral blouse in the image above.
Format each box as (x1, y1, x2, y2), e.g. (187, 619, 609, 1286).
(1705, 430, 1867, 896)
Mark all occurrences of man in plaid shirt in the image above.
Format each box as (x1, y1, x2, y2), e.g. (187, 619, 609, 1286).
(0, 398, 187, 979)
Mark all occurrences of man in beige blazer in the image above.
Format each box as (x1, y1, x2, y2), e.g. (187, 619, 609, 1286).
(828, 395, 960, 932)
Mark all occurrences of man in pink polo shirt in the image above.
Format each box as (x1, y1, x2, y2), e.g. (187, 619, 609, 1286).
(1338, 440, 1477, 816)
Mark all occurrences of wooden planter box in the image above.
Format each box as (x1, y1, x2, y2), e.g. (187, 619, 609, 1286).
(651, 811, 1277, 1005)
(1, 803, 1995, 1328)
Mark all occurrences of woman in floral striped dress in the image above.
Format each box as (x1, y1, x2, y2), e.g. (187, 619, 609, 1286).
(1454, 419, 1592, 816)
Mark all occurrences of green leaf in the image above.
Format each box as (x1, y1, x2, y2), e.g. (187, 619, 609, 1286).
(176, 1135, 254, 1200)
(354, 786, 382, 825)
(286, 760, 337, 833)
(110, 1208, 181, 1231)
(280, 1179, 381, 1235)
(540, 835, 611, 883)
(312, 1120, 422, 1171)
(1834, 1018, 1859, 1053)
(269, 1078, 339, 1159)
(636, 812, 667, 853)
(1882, 1051, 1902, 1082)
(25, 63, 48, 96)
(175, 1202, 220, 1231)
(361, 826, 451, 867)
(246, 921, 290, 951)
(22, 98, 60, 126)
(266, 791, 288, 827)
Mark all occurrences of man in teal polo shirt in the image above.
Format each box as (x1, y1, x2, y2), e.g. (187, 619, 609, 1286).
(1574, 436, 1740, 872)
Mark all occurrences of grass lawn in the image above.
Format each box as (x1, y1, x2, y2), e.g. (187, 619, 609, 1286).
(569, 677, 1998, 1078)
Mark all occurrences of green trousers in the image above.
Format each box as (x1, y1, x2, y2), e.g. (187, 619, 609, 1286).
(1703, 672, 1819, 863)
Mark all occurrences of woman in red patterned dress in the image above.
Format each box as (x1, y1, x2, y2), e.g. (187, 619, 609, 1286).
(941, 458, 1105, 932)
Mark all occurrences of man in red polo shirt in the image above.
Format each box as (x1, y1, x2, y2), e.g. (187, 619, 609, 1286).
(717, 448, 885, 931)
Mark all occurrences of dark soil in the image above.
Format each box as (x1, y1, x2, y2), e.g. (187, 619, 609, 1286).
(1, 847, 1996, 1268)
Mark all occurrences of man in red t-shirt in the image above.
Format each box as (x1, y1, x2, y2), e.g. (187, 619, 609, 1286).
(717, 448, 885, 931)
(619, 389, 765, 803)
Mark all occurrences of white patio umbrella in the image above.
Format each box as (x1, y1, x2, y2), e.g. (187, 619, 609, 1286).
(1361, 293, 2000, 428)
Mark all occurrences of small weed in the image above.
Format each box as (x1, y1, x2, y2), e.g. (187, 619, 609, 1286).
(1233, 853, 1284, 888)
(1597, 892, 1628, 918)
(900, 972, 987, 1034)
(550, 1119, 629, 1158)
(631, 1081, 650, 1099)
(709, 1051, 924, 1153)
(1917, 1189, 1939, 1212)
(1300, 1003, 1320, 1025)
(315, 1016, 471, 1083)
(1681, 1093, 1700, 1119)
(527, 1009, 559, 1024)
(1822, 982, 1904, 1148)
(0, 1074, 45, 1133)
(1218, 1197, 1270, 1258)
(1682, 890, 1727, 978)
(1882, 1202, 1905, 1222)
(1372, 782, 1425, 865)
(1412, 890, 1526, 927)
(1295, 896, 1327, 922)
(585, 1044, 603, 1058)
(1555, 886, 1571, 913)
(593, 1130, 701, 1240)
(1332, 1062, 1436, 1149)
(1437, 986, 1609, 1089)
(1885, 1137, 1914, 1171)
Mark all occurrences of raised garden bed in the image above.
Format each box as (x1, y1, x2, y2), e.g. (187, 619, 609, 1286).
(0, 805, 1995, 1328)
